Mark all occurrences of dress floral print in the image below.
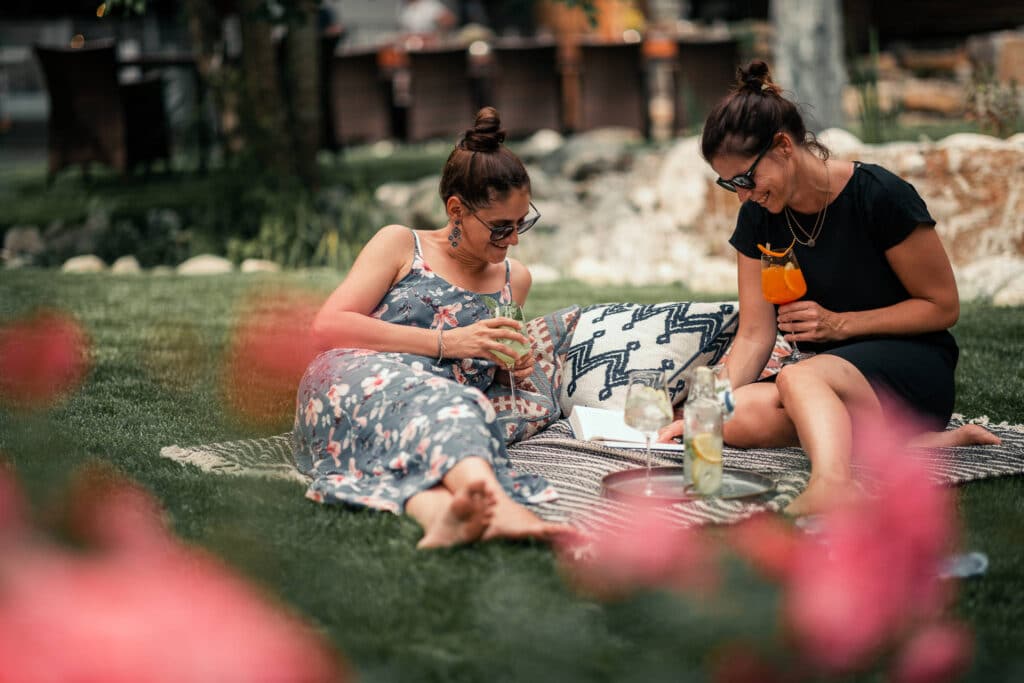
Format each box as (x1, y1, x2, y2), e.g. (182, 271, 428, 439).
(293, 231, 558, 513)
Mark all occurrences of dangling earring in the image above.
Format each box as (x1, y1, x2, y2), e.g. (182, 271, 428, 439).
(449, 218, 462, 249)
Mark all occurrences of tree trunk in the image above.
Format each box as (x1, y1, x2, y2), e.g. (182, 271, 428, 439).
(282, 1, 321, 189)
(770, 0, 847, 132)
(236, 0, 293, 178)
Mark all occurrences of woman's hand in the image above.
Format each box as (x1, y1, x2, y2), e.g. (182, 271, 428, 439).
(443, 318, 531, 365)
(509, 344, 535, 381)
(657, 420, 684, 444)
(776, 300, 848, 344)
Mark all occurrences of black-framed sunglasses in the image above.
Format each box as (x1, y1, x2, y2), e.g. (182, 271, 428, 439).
(472, 201, 541, 243)
(715, 132, 779, 193)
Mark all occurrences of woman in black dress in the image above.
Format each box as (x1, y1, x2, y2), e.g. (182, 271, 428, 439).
(661, 61, 997, 515)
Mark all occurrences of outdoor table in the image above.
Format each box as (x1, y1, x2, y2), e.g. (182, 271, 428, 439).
(574, 38, 648, 134)
(485, 38, 562, 137)
(327, 46, 393, 145)
(673, 36, 739, 133)
(117, 51, 208, 172)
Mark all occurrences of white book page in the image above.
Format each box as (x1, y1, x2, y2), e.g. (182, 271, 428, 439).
(568, 405, 684, 451)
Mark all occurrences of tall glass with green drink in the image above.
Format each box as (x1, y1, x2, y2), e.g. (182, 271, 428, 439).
(492, 302, 529, 417)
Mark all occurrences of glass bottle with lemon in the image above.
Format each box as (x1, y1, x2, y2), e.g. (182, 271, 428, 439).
(683, 365, 723, 495)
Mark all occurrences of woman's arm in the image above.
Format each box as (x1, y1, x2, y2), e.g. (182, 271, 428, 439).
(779, 226, 959, 343)
(725, 252, 778, 388)
(311, 225, 439, 354)
(311, 227, 533, 362)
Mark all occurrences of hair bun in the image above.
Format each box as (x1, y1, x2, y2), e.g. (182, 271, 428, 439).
(460, 106, 505, 152)
(737, 60, 779, 96)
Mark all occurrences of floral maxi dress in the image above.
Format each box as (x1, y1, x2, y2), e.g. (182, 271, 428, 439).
(293, 230, 558, 513)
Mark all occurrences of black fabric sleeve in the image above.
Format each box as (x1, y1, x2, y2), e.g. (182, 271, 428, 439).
(859, 164, 936, 251)
(728, 200, 766, 260)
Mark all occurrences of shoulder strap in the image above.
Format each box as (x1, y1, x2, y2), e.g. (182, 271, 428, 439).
(409, 229, 425, 271)
(500, 259, 513, 303)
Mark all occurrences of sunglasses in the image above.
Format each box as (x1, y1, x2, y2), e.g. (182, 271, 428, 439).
(715, 132, 778, 193)
(472, 201, 541, 243)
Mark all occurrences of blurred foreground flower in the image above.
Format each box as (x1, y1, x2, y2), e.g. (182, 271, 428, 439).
(0, 309, 91, 410)
(556, 502, 717, 600)
(0, 464, 348, 683)
(784, 400, 959, 675)
(560, 395, 972, 681)
(223, 288, 322, 425)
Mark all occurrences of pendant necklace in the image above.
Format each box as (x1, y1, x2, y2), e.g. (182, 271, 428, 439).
(784, 160, 830, 247)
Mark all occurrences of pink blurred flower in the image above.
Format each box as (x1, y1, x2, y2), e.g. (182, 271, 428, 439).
(558, 502, 717, 600)
(891, 621, 973, 683)
(0, 467, 348, 682)
(784, 397, 962, 673)
(0, 461, 26, 537)
(710, 642, 787, 683)
(0, 309, 91, 410)
(223, 289, 322, 425)
(727, 513, 798, 582)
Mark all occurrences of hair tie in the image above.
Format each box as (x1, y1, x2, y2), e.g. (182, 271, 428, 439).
(761, 83, 769, 92)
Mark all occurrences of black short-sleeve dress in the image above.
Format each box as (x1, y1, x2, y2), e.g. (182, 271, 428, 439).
(729, 162, 958, 429)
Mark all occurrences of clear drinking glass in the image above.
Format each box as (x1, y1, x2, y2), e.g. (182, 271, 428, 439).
(623, 369, 674, 496)
(760, 247, 816, 365)
(492, 303, 529, 418)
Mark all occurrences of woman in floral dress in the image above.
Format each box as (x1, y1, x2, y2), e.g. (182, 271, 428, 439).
(294, 107, 570, 548)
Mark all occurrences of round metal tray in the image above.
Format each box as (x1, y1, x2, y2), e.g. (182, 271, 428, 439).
(601, 466, 776, 504)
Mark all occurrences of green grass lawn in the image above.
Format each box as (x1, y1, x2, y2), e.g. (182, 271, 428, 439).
(2, 270, 1024, 682)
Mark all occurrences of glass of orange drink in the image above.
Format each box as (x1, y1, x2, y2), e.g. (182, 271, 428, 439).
(760, 244, 815, 364)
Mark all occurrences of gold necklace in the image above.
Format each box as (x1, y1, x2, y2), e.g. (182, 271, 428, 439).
(784, 160, 830, 247)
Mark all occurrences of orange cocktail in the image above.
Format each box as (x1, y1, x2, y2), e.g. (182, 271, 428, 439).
(761, 262, 807, 304)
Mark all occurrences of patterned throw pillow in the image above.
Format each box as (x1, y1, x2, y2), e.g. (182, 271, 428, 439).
(487, 305, 582, 443)
(718, 332, 794, 379)
(558, 301, 739, 414)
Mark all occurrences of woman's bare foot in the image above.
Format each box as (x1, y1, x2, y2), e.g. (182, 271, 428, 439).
(417, 481, 496, 549)
(481, 498, 576, 544)
(909, 424, 1002, 449)
(784, 476, 865, 517)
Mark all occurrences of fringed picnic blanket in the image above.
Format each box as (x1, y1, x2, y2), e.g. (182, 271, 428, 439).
(159, 415, 1024, 532)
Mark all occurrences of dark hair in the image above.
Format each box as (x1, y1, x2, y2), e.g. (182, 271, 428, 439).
(439, 107, 530, 211)
(700, 60, 830, 163)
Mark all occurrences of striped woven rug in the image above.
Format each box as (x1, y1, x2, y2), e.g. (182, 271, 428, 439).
(159, 415, 1024, 530)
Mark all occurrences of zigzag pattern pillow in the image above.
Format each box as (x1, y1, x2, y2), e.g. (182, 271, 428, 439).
(559, 301, 739, 414)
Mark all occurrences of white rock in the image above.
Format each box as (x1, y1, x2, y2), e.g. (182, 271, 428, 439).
(518, 128, 565, 159)
(241, 258, 281, 274)
(655, 136, 711, 229)
(818, 128, 863, 156)
(954, 255, 1024, 301)
(61, 255, 107, 273)
(993, 271, 1024, 306)
(937, 132, 1006, 149)
(177, 254, 233, 275)
(684, 256, 737, 295)
(111, 255, 142, 274)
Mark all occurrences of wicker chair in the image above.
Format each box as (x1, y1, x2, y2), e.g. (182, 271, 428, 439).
(34, 39, 171, 181)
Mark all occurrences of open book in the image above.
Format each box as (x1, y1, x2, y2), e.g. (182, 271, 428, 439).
(568, 405, 685, 452)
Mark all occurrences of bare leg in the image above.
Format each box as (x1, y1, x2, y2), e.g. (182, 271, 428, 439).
(723, 382, 799, 448)
(774, 357, 880, 516)
(407, 482, 496, 550)
(441, 456, 576, 543)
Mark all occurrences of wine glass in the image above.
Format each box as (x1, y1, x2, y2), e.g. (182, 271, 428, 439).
(623, 369, 674, 496)
(492, 303, 529, 418)
(761, 246, 815, 365)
